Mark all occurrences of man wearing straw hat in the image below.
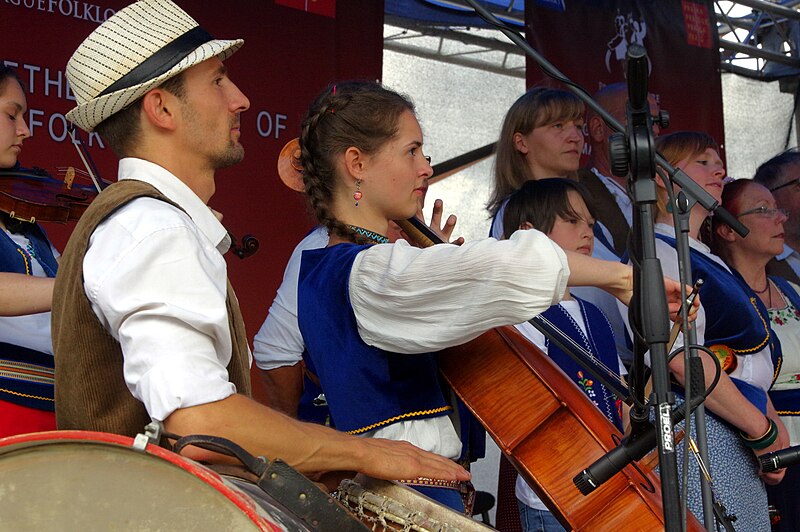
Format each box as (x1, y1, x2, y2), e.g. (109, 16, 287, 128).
(51, 0, 469, 484)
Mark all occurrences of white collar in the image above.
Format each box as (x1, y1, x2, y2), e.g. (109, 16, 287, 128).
(117, 158, 231, 253)
(777, 244, 799, 261)
(655, 222, 729, 271)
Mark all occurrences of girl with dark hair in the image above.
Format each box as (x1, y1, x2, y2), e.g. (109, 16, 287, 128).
(651, 131, 786, 530)
(487, 87, 585, 238)
(502, 178, 626, 531)
(0, 65, 60, 436)
(712, 178, 800, 532)
(293, 80, 689, 511)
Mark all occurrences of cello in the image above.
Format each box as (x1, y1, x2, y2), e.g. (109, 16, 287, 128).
(278, 138, 703, 531)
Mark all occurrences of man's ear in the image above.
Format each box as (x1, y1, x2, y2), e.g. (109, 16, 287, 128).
(141, 89, 179, 131)
(519, 221, 535, 231)
(588, 115, 607, 143)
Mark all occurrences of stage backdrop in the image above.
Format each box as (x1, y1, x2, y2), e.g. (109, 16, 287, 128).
(1, 0, 384, 345)
(526, 0, 725, 162)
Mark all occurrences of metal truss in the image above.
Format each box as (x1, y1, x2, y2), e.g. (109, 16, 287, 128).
(383, 14, 527, 79)
(385, 1, 800, 82)
(716, 0, 800, 80)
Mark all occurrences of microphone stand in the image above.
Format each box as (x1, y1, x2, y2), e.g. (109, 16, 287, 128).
(460, 2, 751, 530)
(664, 186, 715, 528)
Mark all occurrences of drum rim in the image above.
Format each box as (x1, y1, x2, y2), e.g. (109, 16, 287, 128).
(0, 430, 282, 532)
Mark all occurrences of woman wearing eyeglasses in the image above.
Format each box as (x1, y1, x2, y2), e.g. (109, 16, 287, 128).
(712, 178, 800, 532)
(649, 132, 786, 531)
(753, 150, 800, 287)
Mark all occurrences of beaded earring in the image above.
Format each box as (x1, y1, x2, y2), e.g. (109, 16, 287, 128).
(353, 179, 363, 206)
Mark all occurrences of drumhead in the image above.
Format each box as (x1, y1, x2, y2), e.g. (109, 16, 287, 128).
(0, 431, 285, 532)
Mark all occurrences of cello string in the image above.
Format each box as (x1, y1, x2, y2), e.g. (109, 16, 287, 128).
(530, 314, 629, 399)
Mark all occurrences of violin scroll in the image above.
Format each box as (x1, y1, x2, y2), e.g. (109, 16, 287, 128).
(229, 232, 260, 260)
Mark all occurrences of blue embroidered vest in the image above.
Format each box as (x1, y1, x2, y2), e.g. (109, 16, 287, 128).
(539, 299, 623, 430)
(656, 234, 777, 413)
(768, 275, 800, 416)
(297, 243, 451, 435)
(0, 221, 58, 277)
(0, 220, 58, 411)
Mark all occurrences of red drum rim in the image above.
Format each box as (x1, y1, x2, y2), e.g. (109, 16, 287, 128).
(0, 430, 283, 532)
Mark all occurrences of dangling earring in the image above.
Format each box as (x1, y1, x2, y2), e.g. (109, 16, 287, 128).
(353, 180, 363, 207)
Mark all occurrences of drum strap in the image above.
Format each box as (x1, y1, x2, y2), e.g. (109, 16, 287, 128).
(173, 434, 368, 531)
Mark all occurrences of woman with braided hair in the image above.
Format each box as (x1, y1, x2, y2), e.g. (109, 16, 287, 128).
(293, 80, 692, 512)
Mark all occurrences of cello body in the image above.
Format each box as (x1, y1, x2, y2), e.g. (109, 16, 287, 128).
(439, 325, 703, 531)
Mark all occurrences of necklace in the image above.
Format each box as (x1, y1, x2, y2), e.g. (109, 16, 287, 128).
(751, 278, 769, 294)
(348, 225, 389, 244)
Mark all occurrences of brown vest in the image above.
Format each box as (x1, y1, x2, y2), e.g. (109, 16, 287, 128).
(52, 180, 251, 438)
(577, 167, 630, 258)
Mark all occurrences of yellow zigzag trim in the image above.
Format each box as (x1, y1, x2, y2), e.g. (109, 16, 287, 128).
(731, 297, 771, 355)
(15, 248, 31, 275)
(346, 405, 453, 435)
(0, 387, 54, 402)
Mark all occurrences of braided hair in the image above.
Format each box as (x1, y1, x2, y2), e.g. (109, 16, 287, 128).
(299, 81, 415, 244)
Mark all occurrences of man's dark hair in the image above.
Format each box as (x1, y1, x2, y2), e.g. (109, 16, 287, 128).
(95, 73, 186, 157)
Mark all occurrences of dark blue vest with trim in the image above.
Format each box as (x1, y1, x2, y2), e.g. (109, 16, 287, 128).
(0, 221, 58, 411)
(0, 221, 58, 277)
(768, 275, 800, 415)
(540, 299, 623, 430)
(297, 243, 451, 435)
(657, 234, 777, 413)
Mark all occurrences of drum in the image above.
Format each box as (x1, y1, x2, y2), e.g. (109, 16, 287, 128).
(335, 476, 493, 532)
(0, 430, 310, 531)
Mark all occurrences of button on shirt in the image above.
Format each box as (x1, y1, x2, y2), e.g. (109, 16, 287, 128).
(83, 158, 241, 422)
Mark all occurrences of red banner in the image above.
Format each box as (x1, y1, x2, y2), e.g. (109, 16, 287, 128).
(526, 0, 725, 162)
(0, 0, 384, 339)
(275, 0, 336, 18)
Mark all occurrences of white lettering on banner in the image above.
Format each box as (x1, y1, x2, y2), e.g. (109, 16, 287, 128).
(4, 61, 75, 102)
(256, 111, 288, 139)
(27, 108, 105, 147)
(2, 0, 115, 23)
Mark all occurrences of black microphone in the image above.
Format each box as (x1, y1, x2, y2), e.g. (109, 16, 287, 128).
(759, 444, 800, 473)
(573, 421, 659, 495)
(626, 43, 649, 112)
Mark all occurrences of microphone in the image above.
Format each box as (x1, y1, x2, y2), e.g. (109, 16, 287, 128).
(759, 444, 800, 473)
(573, 421, 659, 495)
(626, 43, 649, 112)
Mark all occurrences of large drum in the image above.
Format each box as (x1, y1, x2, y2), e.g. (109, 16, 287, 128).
(0, 431, 308, 531)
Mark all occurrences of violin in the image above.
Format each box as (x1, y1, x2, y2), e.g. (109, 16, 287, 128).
(0, 165, 102, 224)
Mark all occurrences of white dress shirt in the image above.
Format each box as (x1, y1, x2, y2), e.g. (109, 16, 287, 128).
(83, 158, 242, 422)
(350, 229, 570, 354)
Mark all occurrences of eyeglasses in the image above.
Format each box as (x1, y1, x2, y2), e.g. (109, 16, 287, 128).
(769, 178, 800, 192)
(736, 206, 790, 219)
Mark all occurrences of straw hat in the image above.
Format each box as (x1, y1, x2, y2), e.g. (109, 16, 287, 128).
(65, 0, 243, 132)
